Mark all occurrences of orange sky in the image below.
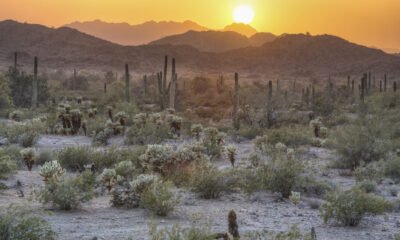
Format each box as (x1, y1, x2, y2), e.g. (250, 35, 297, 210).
(1, 0, 400, 51)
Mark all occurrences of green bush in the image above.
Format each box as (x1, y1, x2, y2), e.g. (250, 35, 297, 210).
(385, 157, 400, 181)
(0, 205, 57, 240)
(357, 180, 377, 193)
(353, 161, 384, 183)
(149, 223, 213, 240)
(202, 127, 225, 159)
(5, 120, 45, 147)
(57, 146, 94, 172)
(0, 154, 17, 179)
(140, 180, 179, 216)
(35, 170, 95, 210)
(320, 188, 392, 226)
(257, 128, 312, 149)
(334, 119, 391, 170)
(189, 162, 231, 199)
(260, 154, 304, 198)
(35, 150, 54, 166)
(125, 121, 170, 145)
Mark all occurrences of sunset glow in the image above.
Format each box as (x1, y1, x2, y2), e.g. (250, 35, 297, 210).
(233, 5, 254, 24)
(0, 0, 400, 51)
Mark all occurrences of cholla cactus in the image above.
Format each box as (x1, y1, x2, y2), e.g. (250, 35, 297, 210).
(88, 108, 97, 118)
(310, 118, 323, 138)
(226, 145, 237, 167)
(167, 115, 182, 137)
(114, 160, 134, 179)
(115, 111, 128, 126)
(176, 142, 208, 163)
(190, 124, 203, 141)
(286, 148, 295, 160)
(275, 142, 287, 152)
(39, 160, 65, 182)
(139, 144, 174, 173)
(165, 108, 175, 114)
(149, 113, 162, 123)
(253, 135, 269, 154)
(133, 113, 147, 127)
(129, 174, 159, 196)
(9, 110, 23, 121)
(107, 106, 113, 121)
(70, 109, 82, 134)
(100, 168, 117, 192)
(320, 126, 328, 139)
(289, 191, 301, 205)
(20, 148, 35, 171)
(203, 127, 225, 158)
(228, 210, 240, 239)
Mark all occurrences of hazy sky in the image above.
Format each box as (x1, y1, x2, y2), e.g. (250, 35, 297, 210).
(1, 0, 400, 51)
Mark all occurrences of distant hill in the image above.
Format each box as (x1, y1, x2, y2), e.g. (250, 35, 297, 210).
(150, 30, 276, 52)
(1, 20, 399, 76)
(223, 23, 257, 37)
(65, 19, 208, 46)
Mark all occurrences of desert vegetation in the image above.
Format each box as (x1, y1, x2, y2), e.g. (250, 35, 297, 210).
(0, 52, 400, 240)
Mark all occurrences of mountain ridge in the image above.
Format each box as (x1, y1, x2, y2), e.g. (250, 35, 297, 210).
(1, 20, 399, 77)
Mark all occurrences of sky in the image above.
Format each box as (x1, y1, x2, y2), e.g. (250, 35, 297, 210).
(1, 0, 400, 52)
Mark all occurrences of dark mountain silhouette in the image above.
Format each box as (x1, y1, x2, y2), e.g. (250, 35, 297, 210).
(150, 30, 276, 52)
(1, 20, 399, 76)
(223, 23, 257, 37)
(65, 19, 208, 46)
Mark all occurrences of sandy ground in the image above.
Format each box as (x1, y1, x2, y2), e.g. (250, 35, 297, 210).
(1, 135, 400, 240)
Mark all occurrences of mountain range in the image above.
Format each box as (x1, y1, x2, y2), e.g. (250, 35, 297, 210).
(1, 20, 399, 77)
(65, 20, 261, 46)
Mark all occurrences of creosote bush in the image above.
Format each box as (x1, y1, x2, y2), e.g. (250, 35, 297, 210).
(35, 170, 95, 210)
(320, 187, 392, 226)
(334, 118, 391, 170)
(0, 154, 17, 179)
(5, 119, 45, 147)
(0, 205, 57, 240)
(140, 180, 179, 216)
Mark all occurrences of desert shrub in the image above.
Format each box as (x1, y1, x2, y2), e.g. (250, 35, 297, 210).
(114, 160, 135, 179)
(92, 128, 113, 146)
(35, 150, 54, 165)
(110, 174, 159, 208)
(260, 154, 304, 198)
(263, 128, 312, 148)
(140, 144, 174, 173)
(334, 119, 391, 170)
(243, 225, 314, 240)
(202, 127, 225, 159)
(149, 223, 213, 240)
(125, 121, 170, 145)
(57, 146, 94, 172)
(5, 120, 45, 147)
(384, 158, 400, 182)
(189, 161, 230, 199)
(296, 176, 334, 197)
(233, 126, 263, 140)
(0, 75, 12, 114)
(190, 124, 203, 141)
(140, 180, 179, 216)
(0, 146, 23, 167)
(0, 154, 17, 179)
(357, 180, 377, 193)
(320, 188, 392, 226)
(353, 161, 384, 183)
(35, 170, 95, 210)
(0, 205, 57, 240)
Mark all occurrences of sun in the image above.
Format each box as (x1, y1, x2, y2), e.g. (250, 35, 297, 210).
(233, 5, 254, 24)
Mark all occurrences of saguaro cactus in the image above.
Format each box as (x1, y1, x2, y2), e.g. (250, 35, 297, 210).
(14, 52, 18, 70)
(347, 76, 350, 90)
(360, 73, 366, 102)
(32, 56, 38, 108)
(163, 56, 168, 96)
(143, 75, 148, 98)
(233, 73, 240, 130)
(384, 74, 387, 92)
(267, 80, 273, 128)
(217, 74, 224, 94)
(394, 81, 397, 92)
(125, 64, 130, 103)
(169, 58, 177, 109)
(351, 79, 355, 93)
(379, 80, 382, 92)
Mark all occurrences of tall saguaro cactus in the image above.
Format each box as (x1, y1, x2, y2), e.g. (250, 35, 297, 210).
(143, 75, 148, 98)
(14, 52, 18, 70)
(169, 58, 177, 109)
(125, 64, 130, 103)
(32, 56, 38, 108)
(233, 73, 240, 130)
(267, 80, 273, 128)
(163, 56, 168, 96)
(360, 73, 366, 103)
(384, 74, 387, 92)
